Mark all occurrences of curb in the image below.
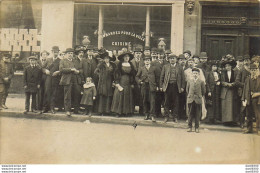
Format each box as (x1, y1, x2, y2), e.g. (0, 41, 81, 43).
(0, 110, 243, 133)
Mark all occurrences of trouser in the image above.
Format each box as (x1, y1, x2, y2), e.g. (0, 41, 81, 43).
(178, 92, 186, 119)
(155, 91, 164, 116)
(188, 101, 201, 129)
(141, 83, 155, 117)
(25, 92, 37, 111)
(64, 83, 81, 112)
(0, 83, 4, 107)
(2, 83, 10, 105)
(164, 83, 179, 118)
(50, 79, 63, 110)
(247, 99, 260, 131)
(85, 105, 93, 114)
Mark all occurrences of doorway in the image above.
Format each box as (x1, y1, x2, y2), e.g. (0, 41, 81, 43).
(249, 37, 260, 57)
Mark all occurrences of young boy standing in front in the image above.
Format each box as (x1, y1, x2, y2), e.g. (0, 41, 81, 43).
(186, 68, 206, 133)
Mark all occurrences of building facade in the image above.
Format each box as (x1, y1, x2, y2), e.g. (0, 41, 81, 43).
(0, 0, 260, 60)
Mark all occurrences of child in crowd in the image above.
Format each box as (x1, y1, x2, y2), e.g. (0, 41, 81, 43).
(186, 68, 206, 133)
(80, 77, 96, 116)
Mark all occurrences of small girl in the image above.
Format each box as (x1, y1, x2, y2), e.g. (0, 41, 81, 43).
(80, 77, 97, 116)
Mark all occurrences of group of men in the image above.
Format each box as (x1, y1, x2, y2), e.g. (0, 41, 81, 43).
(1, 44, 260, 134)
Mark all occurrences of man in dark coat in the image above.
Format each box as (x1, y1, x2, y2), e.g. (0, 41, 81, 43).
(236, 55, 251, 126)
(131, 47, 144, 115)
(136, 55, 160, 122)
(59, 48, 83, 116)
(242, 63, 260, 135)
(160, 54, 185, 123)
(82, 45, 98, 85)
(42, 46, 63, 114)
(1, 53, 14, 109)
(23, 56, 42, 114)
(37, 50, 49, 112)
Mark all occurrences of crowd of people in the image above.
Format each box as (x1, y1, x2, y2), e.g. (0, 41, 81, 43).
(0, 45, 260, 134)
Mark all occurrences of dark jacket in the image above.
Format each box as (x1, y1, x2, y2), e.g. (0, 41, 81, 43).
(24, 65, 42, 93)
(131, 58, 144, 73)
(1, 61, 14, 84)
(235, 67, 251, 97)
(242, 76, 260, 105)
(206, 71, 220, 93)
(160, 63, 185, 93)
(135, 65, 159, 92)
(94, 61, 116, 96)
(59, 58, 83, 85)
(82, 57, 98, 79)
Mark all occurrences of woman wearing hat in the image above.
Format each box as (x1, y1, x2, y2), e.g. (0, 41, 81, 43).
(220, 59, 237, 125)
(111, 52, 135, 117)
(94, 50, 116, 115)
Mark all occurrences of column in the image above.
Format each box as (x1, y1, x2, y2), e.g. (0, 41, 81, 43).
(98, 6, 104, 49)
(41, 0, 74, 52)
(145, 7, 150, 48)
(171, 1, 185, 55)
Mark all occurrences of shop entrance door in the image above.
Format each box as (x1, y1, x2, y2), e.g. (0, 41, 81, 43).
(249, 37, 260, 57)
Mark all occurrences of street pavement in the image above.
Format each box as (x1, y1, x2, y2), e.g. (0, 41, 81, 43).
(0, 94, 250, 133)
(0, 116, 259, 164)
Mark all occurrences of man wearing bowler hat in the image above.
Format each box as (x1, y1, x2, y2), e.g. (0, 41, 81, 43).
(59, 48, 83, 116)
(23, 56, 42, 114)
(136, 55, 159, 122)
(131, 47, 144, 115)
(0, 53, 14, 109)
(160, 54, 185, 123)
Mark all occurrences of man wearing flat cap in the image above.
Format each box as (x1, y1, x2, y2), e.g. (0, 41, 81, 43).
(131, 47, 144, 115)
(23, 56, 42, 114)
(242, 63, 260, 135)
(0, 53, 14, 109)
(160, 54, 185, 123)
(59, 48, 83, 116)
(136, 55, 159, 122)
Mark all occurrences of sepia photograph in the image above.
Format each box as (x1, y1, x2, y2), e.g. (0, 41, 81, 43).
(0, 0, 260, 169)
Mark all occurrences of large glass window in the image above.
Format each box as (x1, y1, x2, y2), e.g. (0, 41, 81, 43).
(73, 4, 171, 51)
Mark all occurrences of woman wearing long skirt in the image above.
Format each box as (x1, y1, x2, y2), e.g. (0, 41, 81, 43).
(111, 52, 135, 117)
(94, 51, 116, 115)
(220, 59, 237, 125)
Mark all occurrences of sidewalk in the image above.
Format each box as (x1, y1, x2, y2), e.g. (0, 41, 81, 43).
(1, 94, 243, 133)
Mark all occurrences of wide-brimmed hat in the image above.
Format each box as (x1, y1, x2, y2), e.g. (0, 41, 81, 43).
(144, 55, 152, 60)
(192, 54, 200, 59)
(151, 48, 158, 53)
(118, 51, 134, 61)
(244, 54, 250, 60)
(28, 56, 37, 60)
(168, 54, 177, 59)
(40, 50, 50, 56)
(250, 63, 258, 69)
(165, 50, 171, 54)
(221, 59, 236, 68)
(183, 50, 191, 56)
(199, 52, 208, 59)
(236, 56, 244, 61)
(74, 45, 86, 54)
(52, 46, 60, 51)
(65, 48, 74, 53)
(178, 54, 185, 60)
(133, 47, 143, 52)
(98, 48, 110, 59)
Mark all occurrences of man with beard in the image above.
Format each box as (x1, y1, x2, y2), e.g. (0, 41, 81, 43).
(131, 47, 144, 115)
(236, 55, 251, 126)
(160, 54, 185, 123)
(59, 48, 83, 116)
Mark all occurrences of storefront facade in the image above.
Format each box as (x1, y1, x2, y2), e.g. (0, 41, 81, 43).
(1, 0, 260, 60)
